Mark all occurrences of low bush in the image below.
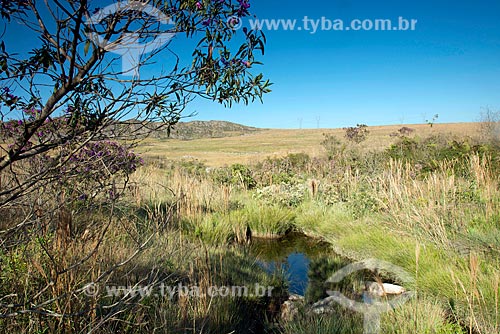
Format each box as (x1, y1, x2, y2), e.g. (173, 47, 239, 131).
(253, 183, 309, 207)
(212, 163, 257, 189)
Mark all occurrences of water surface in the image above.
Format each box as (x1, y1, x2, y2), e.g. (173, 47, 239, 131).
(249, 233, 332, 296)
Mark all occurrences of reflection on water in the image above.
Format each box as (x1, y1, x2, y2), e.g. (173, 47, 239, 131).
(249, 233, 332, 296)
(249, 234, 400, 303)
(258, 252, 310, 295)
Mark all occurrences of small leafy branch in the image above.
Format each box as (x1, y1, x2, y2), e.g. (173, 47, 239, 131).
(0, 0, 270, 329)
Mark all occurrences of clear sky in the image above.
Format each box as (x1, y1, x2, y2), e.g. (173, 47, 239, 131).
(188, 0, 500, 128)
(3, 1, 500, 129)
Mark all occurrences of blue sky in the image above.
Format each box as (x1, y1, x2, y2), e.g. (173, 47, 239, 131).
(188, 0, 500, 128)
(3, 1, 500, 129)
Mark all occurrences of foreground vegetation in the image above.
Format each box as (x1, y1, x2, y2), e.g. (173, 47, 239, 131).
(135, 122, 499, 333)
(2, 122, 500, 333)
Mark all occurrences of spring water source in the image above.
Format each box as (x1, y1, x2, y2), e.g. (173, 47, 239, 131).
(249, 234, 402, 301)
(249, 233, 331, 296)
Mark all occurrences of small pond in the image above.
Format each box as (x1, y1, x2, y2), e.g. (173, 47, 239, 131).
(249, 232, 333, 296)
(248, 233, 406, 304)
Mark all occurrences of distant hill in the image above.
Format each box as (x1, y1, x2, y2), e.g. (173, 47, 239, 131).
(138, 122, 481, 167)
(155, 120, 261, 140)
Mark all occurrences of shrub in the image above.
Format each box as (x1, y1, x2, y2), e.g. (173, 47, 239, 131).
(177, 159, 208, 177)
(317, 182, 349, 205)
(321, 134, 346, 160)
(253, 154, 311, 186)
(387, 134, 500, 176)
(386, 136, 421, 161)
(253, 183, 309, 207)
(478, 108, 500, 146)
(212, 164, 256, 189)
(286, 152, 310, 169)
(348, 187, 381, 219)
(390, 126, 415, 138)
(344, 124, 369, 144)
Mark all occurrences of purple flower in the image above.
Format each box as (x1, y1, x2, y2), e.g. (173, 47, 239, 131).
(202, 18, 212, 26)
(236, 0, 250, 17)
(195, 2, 202, 9)
(24, 108, 40, 118)
(17, 120, 23, 125)
(239, 0, 250, 9)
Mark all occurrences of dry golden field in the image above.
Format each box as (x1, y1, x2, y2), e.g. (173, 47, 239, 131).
(137, 122, 480, 167)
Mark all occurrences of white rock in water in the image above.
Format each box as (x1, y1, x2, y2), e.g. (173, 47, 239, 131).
(365, 281, 405, 297)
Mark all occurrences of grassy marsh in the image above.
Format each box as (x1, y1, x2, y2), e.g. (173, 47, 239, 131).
(2, 122, 499, 333)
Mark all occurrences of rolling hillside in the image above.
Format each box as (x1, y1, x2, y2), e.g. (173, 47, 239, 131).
(151, 120, 261, 140)
(138, 122, 481, 167)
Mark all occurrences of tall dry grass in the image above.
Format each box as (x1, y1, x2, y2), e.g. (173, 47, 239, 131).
(131, 163, 232, 224)
(369, 154, 499, 250)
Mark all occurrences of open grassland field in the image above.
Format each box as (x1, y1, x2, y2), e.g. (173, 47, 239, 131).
(2, 120, 499, 334)
(127, 121, 500, 333)
(138, 123, 480, 166)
